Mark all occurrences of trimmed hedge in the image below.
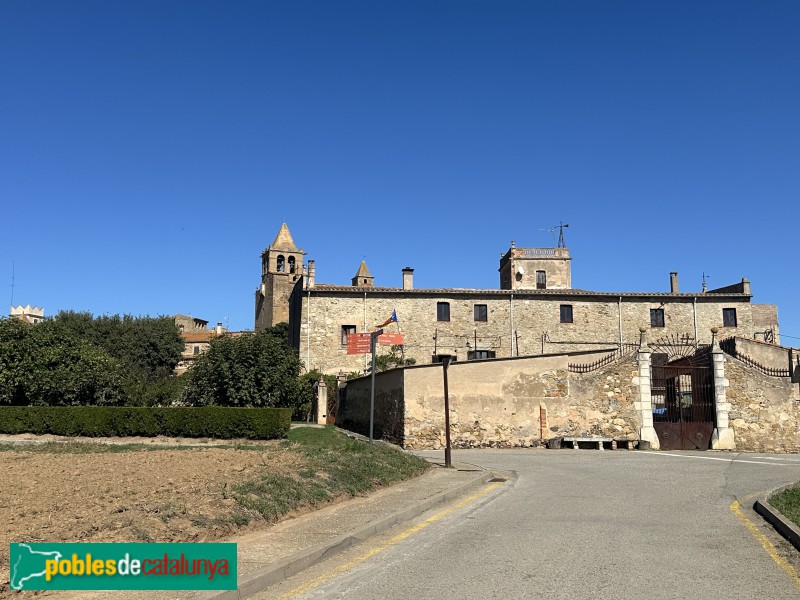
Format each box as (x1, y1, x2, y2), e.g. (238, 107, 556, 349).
(0, 406, 291, 440)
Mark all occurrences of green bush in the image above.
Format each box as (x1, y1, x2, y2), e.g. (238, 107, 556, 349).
(0, 406, 291, 440)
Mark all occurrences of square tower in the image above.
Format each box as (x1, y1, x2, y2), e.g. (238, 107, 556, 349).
(255, 223, 305, 329)
(499, 243, 572, 290)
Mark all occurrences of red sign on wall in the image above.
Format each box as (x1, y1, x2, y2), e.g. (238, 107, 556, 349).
(346, 332, 405, 354)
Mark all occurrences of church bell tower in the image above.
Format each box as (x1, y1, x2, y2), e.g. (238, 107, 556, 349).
(255, 223, 305, 329)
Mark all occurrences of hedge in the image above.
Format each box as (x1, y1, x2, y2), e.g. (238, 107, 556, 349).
(0, 406, 292, 440)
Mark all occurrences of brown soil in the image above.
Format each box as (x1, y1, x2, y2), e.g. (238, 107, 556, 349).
(0, 437, 306, 597)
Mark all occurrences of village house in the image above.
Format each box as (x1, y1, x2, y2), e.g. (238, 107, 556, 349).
(254, 224, 779, 375)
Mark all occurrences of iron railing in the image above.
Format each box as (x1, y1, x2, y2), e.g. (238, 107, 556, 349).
(568, 343, 639, 374)
(719, 337, 791, 378)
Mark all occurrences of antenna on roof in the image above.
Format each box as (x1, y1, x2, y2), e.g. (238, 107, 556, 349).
(547, 222, 569, 248)
(702, 272, 710, 293)
(9, 261, 15, 308)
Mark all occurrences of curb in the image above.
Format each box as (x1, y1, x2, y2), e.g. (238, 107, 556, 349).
(754, 483, 800, 552)
(201, 465, 494, 599)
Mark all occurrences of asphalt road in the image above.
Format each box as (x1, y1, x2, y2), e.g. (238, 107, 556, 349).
(264, 450, 800, 600)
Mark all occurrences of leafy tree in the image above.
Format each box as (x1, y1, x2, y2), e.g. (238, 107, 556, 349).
(182, 329, 305, 415)
(52, 311, 183, 380)
(0, 318, 125, 406)
(370, 345, 416, 373)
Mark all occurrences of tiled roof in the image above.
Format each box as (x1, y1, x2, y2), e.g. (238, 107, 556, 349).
(182, 332, 219, 342)
(306, 284, 749, 299)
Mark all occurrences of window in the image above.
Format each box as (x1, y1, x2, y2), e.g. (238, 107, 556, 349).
(341, 325, 356, 345)
(560, 304, 573, 323)
(276, 255, 285, 272)
(288, 256, 296, 273)
(437, 302, 450, 321)
(474, 304, 488, 322)
(468, 350, 496, 360)
(193, 345, 200, 355)
(536, 270, 546, 289)
(650, 308, 665, 328)
(723, 308, 738, 327)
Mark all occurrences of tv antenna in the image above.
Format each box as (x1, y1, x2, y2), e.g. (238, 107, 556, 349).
(9, 262, 15, 308)
(541, 222, 569, 248)
(702, 272, 710, 293)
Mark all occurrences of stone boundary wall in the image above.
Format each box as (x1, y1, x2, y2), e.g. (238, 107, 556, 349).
(726, 355, 800, 453)
(337, 369, 405, 444)
(339, 350, 642, 449)
(731, 337, 795, 372)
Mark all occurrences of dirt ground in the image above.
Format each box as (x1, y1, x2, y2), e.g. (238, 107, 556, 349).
(0, 436, 306, 596)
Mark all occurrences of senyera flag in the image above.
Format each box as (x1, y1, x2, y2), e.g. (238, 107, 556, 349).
(375, 309, 398, 329)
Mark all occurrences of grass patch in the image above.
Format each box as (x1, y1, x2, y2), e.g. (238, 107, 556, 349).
(770, 484, 800, 528)
(233, 426, 429, 522)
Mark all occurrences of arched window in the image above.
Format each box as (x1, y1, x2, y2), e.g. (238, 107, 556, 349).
(277, 255, 285, 272)
(288, 256, 296, 273)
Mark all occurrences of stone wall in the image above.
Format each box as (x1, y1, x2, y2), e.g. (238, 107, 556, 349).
(296, 289, 758, 375)
(336, 368, 405, 444)
(726, 356, 800, 453)
(731, 337, 794, 372)
(554, 355, 639, 440)
(339, 350, 643, 449)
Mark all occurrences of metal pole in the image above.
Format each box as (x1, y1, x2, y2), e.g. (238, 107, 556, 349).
(368, 329, 383, 444)
(442, 356, 452, 468)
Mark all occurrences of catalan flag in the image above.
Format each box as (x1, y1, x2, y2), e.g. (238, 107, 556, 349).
(376, 309, 398, 328)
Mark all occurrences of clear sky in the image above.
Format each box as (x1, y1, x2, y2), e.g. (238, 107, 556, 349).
(2, 1, 798, 341)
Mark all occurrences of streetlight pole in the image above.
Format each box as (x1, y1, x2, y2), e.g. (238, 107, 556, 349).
(441, 355, 453, 468)
(368, 329, 383, 444)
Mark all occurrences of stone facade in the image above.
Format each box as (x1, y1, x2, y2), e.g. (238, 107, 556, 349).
(338, 350, 643, 449)
(253, 224, 780, 379)
(726, 356, 800, 453)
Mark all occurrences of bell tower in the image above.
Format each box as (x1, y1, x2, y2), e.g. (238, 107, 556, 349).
(499, 241, 572, 290)
(255, 223, 305, 329)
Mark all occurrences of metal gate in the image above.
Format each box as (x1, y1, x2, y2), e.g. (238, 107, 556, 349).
(651, 351, 715, 450)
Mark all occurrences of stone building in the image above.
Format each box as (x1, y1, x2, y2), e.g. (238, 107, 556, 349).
(9, 305, 44, 324)
(172, 315, 227, 374)
(254, 224, 779, 375)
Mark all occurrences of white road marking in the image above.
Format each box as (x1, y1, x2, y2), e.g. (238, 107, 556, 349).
(637, 452, 790, 466)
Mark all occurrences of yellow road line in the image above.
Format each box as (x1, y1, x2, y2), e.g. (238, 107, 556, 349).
(730, 499, 800, 590)
(277, 481, 504, 599)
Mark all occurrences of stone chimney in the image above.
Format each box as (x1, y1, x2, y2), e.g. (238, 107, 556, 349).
(216, 322, 223, 335)
(670, 272, 679, 294)
(741, 277, 751, 295)
(307, 260, 316, 288)
(402, 267, 414, 290)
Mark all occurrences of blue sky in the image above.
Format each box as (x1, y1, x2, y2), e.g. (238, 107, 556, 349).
(2, 1, 798, 341)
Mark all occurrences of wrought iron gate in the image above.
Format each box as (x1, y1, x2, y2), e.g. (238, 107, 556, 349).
(651, 351, 715, 450)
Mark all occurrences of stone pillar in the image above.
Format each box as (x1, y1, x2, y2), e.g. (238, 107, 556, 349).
(633, 326, 660, 449)
(314, 376, 328, 425)
(710, 327, 736, 450)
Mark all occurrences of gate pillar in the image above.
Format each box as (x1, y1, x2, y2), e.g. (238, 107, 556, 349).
(710, 328, 736, 450)
(633, 327, 660, 449)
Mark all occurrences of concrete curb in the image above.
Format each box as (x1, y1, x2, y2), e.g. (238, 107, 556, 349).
(754, 483, 800, 553)
(201, 465, 493, 599)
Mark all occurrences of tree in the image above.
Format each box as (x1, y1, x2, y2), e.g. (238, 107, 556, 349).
(0, 318, 125, 406)
(182, 328, 305, 415)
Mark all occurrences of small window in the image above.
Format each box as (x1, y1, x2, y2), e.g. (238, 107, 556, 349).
(650, 308, 665, 328)
(536, 270, 546, 289)
(723, 308, 737, 327)
(277, 255, 285, 272)
(193, 345, 200, 355)
(288, 256, 296, 273)
(341, 325, 356, 345)
(560, 304, 573, 323)
(474, 304, 488, 322)
(432, 354, 457, 364)
(468, 350, 496, 360)
(437, 302, 450, 322)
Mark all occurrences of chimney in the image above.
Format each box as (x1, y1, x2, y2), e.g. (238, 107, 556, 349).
(670, 272, 679, 294)
(216, 322, 223, 335)
(307, 260, 316, 288)
(741, 277, 751, 295)
(402, 267, 414, 290)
